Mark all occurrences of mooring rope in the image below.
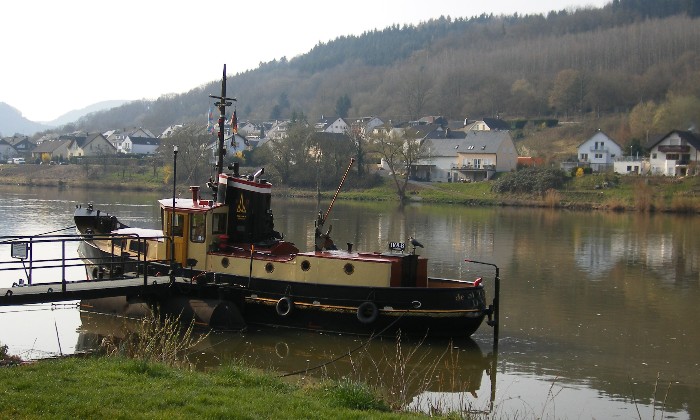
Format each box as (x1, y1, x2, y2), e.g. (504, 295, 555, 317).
(37, 225, 77, 236)
(0, 225, 77, 245)
(278, 309, 410, 378)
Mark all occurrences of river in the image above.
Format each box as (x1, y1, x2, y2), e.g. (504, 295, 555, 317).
(0, 185, 698, 418)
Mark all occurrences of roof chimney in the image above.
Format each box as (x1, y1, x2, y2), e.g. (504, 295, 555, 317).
(190, 186, 200, 207)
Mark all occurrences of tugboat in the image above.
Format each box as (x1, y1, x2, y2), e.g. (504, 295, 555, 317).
(74, 65, 498, 338)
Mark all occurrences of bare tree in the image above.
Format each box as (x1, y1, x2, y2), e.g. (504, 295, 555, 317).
(371, 128, 427, 202)
(158, 125, 212, 186)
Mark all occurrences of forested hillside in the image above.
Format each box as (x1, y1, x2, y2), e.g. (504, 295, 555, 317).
(67, 0, 699, 153)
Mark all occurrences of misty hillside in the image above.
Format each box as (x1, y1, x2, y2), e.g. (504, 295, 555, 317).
(47, 100, 130, 127)
(68, 0, 699, 145)
(0, 100, 130, 136)
(0, 103, 49, 136)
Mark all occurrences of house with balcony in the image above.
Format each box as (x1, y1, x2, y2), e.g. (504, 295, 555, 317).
(648, 130, 700, 176)
(576, 131, 623, 172)
(411, 130, 518, 182)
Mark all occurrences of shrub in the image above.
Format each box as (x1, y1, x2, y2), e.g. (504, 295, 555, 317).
(491, 167, 567, 194)
(0, 342, 22, 365)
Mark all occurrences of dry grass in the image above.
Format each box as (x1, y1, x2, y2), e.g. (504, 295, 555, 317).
(99, 308, 209, 369)
(543, 188, 561, 208)
(670, 194, 699, 213)
(633, 180, 655, 212)
(604, 197, 628, 212)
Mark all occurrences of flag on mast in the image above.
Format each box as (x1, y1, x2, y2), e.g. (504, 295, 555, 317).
(207, 106, 214, 134)
(230, 109, 238, 135)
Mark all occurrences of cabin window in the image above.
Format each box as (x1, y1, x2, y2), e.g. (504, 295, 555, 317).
(190, 213, 206, 243)
(172, 214, 185, 237)
(213, 213, 227, 234)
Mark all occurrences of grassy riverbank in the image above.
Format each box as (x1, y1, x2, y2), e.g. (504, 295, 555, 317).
(0, 356, 428, 419)
(2, 162, 699, 212)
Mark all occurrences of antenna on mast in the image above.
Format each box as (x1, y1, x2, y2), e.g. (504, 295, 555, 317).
(209, 64, 237, 177)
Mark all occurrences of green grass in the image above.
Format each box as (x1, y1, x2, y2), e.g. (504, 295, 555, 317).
(0, 357, 422, 419)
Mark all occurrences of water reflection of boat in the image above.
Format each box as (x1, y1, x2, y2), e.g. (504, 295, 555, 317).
(74, 65, 498, 340)
(75, 310, 495, 403)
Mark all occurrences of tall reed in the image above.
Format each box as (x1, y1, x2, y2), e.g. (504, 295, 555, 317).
(99, 308, 208, 369)
(670, 194, 698, 213)
(543, 188, 561, 208)
(633, 180, 654, 212)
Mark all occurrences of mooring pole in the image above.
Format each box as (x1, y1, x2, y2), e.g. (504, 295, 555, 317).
(465, 259, 500, 353)
(171, 145, 178, 269)
(493, 265, 500, 353)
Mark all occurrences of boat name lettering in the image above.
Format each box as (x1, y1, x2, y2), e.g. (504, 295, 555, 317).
(388, 242, 405, 251)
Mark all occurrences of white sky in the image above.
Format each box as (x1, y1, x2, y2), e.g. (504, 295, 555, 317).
(1, 0, 609, 122)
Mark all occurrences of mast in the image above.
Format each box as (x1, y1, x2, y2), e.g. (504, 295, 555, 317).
(209, 64, 237, 177)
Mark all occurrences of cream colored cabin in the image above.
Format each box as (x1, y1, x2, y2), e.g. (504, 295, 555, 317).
(105, 196, 424, 288)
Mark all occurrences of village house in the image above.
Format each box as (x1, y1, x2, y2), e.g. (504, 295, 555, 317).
(316, 116, 349, 134)
(576, 131, 623, 172)
(122, 136, 160, 155)
(647, 130, 700, 176)
(237, 121, 259, 138)
(31, 139, 72, 162)
(159, 125, 184, 138)
(613, 156, 650, 175)
(65, 133, 117, 157)
(464, 117, 511, 131)
(266, 120, 290, 140)
(412, 130, 518, 182)
(351, 116, 384, 137)
(104, 128, 156, 152)
(5, 136, 35, 156)
(0, 138, 18, 162)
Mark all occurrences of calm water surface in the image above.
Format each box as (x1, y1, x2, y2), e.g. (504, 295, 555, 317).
(0, 185, 698, 418)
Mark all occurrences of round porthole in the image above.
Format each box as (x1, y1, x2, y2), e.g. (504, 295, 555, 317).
(265, 262, 274, 273)
(344, 263, 354, 275)
(221, 257, 230, 268)
(301, 260, 311, 271)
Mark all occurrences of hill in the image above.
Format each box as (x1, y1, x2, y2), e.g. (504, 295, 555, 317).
(46, 100, 130, 127)
(0, 102, 50, 136)
(46, 0, 700, 155)
(0, 100, 131, 136)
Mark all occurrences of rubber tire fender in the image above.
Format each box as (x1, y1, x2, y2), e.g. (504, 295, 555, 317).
(357, 301, 379, 324)
(276, 296, 294, 317)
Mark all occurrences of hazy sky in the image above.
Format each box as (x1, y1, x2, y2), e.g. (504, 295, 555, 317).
(2, 0, 609, 122)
